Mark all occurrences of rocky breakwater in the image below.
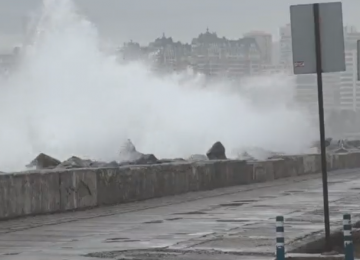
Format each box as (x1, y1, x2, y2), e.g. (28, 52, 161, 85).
(1, 140, 360, 220)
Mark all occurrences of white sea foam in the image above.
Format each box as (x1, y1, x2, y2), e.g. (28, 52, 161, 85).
(0, 0, 318, 172)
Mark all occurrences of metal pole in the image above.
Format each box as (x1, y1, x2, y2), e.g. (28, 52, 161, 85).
(343, 214, 354, 260)
(276, 216, 285, 260)
(313, 3, 331, 251)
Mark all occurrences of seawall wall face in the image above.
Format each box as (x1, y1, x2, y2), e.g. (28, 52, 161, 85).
(0, 153, 358, 220)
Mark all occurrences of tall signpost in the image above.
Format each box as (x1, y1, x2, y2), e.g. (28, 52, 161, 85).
(357, 40, 360, 81)
(290, 2, 346, 250)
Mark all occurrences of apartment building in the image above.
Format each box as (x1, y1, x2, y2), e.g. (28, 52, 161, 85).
(120, 35, 192, 73)
(260, 64, 292, 75)
(243, 31, 272, 64)
(148, 34, 192, 72)
(279, 24, 292, 66)
(339, 50, 360, 110)
(295, 73, 341, 116)
(277, 24, 360, 114)
(191, 29, 262, 78)
(336, 27, 360, 111)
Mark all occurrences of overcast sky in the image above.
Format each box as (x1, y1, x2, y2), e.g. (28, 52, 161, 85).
(0, 0, 359, 48)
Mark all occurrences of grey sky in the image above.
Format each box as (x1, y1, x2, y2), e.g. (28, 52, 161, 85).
(0, 0, 359, 47)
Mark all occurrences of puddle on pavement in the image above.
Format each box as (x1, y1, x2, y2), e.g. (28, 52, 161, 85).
(216, 219, 249, 223)
(310, 207, 342, 216)
(294, 230, 360, 258)
(104, 238, 140, 243)
(219, 202, 247, 207)
(166, 217, 183, 221)
(259, 195, 278, 199)
(174, 211, 207, 215)
(143, 220, 164, 224)
(328, 181, 343, 184)
(233, 199, 258, 203)
(281, 190, 305, 196)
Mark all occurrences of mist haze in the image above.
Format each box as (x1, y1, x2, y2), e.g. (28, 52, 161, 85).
(0, 0, 321, 172)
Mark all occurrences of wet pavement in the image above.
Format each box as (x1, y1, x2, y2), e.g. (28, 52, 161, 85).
(1, 169, 360, 260)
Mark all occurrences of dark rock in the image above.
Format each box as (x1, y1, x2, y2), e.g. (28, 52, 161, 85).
(325, 138, 332, 147)
(313, 137, 333, 149)
(26, 153, 61, 169)
(206, 141, 227, 160)
(119, 139, 142, 162)
(136, 154, 159, 164)
(86, 160, 119, 168)
(119, 154, 159, 166)
(56, 156, 92, 169)
(119, 139, 160, 166)
(102, 161, 119, 167)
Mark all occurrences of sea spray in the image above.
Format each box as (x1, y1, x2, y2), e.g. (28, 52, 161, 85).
(0, 0, 317, 172)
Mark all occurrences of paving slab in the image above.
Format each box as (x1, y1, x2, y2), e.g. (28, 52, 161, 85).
(0, 169, 360, 260)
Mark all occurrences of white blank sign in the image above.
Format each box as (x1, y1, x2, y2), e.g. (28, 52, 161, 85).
(290, 2, 345, 75)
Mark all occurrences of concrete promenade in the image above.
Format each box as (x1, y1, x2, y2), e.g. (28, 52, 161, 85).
(1, 169, 360, 260)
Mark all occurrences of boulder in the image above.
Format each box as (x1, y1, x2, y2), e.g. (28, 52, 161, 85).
(206, 141, 227, 160)
(119, 154, 159, 166)
(56, 156, 92, 169)
(119, 139, 159, 166)
(88, 160, 119, 168)
(313, 137, 333, 150)
(134, 154, 159, 164)
(119, 139, 142, 162)
(106, 161, 120, 167)
(26, 153, 61, 169)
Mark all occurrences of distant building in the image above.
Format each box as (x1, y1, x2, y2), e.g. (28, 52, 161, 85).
(294, 73, 340, 116)
(337, 27, 360, 111)
(243, 31, 272, 64)
(119, 34, 192, 73)
(147, 33, 192, 72)
(190, 29, 262, 78)
(279, 24, 292, 66)
(120, 40, 145, 62)
(260, 64, 292, 75)
(338, 50, 360, 111)
(343, 26, 360, 51)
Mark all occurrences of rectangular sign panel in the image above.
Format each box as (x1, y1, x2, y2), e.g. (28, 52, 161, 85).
(290, 2, 345, 74)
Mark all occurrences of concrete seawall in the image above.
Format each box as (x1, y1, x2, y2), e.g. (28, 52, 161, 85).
(0, 152, 359, 220)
